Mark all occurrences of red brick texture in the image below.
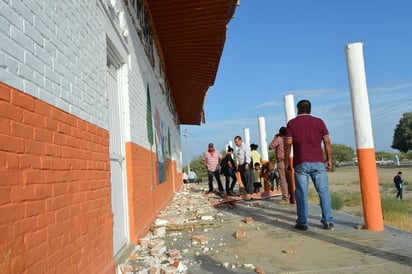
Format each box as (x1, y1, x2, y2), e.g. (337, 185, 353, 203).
(125, 143, 182, 243)
(0, 82, 115, 274)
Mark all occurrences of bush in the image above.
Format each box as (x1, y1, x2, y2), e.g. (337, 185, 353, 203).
(331, 192, 345, 210)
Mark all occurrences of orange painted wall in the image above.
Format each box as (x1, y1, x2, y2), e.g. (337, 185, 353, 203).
(0, 82, 115, 274)
(125, 142, 182, 243)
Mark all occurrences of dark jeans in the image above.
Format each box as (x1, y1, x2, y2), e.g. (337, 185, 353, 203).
(239, 164, 253, 194)
(208, 169, 224, 192)
(396, 185, 403, 200)
(224, 168, 237, 193)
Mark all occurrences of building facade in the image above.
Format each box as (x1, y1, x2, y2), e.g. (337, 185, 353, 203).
(0, 0, 236, 273)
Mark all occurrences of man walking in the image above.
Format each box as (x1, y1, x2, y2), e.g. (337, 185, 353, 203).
(394, 171, 404, 200)
(203, 143, 224, 194)
(285, 99, 334, 230)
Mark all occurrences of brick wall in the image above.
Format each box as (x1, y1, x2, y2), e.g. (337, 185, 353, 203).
(1, 0, 185, 269)
(0, 0, 108, 129)
(0, 82, 115, 274)
(125, 142, 182, 243)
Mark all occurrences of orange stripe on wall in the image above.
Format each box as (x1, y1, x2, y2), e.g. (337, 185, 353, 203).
(125, 142, 182, 244)
(357, 148, 384, 231)
(0, 82, 115, 274)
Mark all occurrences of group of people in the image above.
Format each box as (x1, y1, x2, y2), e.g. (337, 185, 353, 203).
(195, 99, 409, 232)
(201, 99, 335, 230)
(202, 138, 253, 198)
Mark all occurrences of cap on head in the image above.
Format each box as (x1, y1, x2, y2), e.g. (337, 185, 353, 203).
(208, 143, 214, 148)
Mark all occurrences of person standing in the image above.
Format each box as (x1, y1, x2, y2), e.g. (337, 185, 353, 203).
(234, 136, 253, 195)
(250, 143, 261, 166)
(269, 126, 290, 204)
(253, 162, 262, 193)
(203, 143, 224, 194)
(220, 146, 237, 196)
(284, 99, 334, 230)
(182, 171, 188, 184)
(394, 171, 404, 200)
(188, 170, 197, 184)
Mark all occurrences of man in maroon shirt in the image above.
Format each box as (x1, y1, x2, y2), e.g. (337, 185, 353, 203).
(285, 99, 334, 231)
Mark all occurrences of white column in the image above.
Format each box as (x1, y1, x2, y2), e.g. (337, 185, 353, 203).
(345, 41, 383, 231)
(284, 94, 295, 157)
(345, 42, 374, 149)
(258, 116, 269, 161)
(284, 94, 295, 123)
(243, 128, 250, 145)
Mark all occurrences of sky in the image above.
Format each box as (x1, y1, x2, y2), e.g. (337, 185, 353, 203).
(181, 0, 412, 165)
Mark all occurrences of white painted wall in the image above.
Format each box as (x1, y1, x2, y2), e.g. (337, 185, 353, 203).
(0, 0, 108, 128)
(0, 0, 182, 164)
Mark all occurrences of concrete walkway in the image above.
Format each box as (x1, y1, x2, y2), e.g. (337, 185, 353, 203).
(120, 184, 412, 274)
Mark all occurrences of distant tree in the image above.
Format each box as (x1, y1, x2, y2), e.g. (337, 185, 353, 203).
(375, 151, 395, 160)
(391, 111, 412, 153)
(331, 143, 354, 167)
(268, 150, 276, 162)
(186, 155, 207, 179)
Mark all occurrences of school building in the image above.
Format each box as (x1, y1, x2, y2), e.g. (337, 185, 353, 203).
(0, 0, 237, 273)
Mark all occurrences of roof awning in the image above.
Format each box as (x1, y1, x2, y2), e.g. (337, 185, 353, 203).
(147, 0, 238, 125)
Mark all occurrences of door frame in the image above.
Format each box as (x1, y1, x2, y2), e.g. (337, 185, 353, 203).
(107, 41, 130, 255)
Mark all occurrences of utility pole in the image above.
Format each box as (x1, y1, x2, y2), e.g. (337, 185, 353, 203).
(183, 128, 190, 173)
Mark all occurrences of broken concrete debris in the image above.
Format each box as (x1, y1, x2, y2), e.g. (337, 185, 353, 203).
(118, 184, 268, 274)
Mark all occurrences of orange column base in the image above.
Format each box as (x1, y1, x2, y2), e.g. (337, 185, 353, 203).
(357, 148, 384, 231)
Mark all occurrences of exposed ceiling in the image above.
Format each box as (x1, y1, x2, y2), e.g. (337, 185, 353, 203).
(147, 0, 238, 125)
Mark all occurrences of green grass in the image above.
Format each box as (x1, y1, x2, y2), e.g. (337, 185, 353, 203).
(330, 192, 345, 210)
(308, 189, 361, 208)
(306, 179, 412, 232)
(381, 197, 412, 232)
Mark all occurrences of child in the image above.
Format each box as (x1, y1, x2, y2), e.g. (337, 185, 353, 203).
(261, 161, 278, 191)
(253, 162, 262, 193)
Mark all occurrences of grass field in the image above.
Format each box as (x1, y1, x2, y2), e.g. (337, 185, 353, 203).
(308, 165, 412, 232)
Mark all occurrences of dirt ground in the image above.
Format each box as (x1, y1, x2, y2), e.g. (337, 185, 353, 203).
(327, 165, 411, 195)
(325, 165, 412, 216)
(120, 165, 412, 273)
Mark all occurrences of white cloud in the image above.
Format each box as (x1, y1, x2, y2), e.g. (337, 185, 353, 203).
(253, 100, 282, 109)
(369, 82, 412, 93)
(285, 88, 340, 98)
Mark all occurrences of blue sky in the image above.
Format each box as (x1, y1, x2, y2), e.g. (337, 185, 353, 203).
(181, 0, 412, 164)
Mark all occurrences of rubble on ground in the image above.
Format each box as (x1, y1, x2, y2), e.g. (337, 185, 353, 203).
(118, 183, 269, 274)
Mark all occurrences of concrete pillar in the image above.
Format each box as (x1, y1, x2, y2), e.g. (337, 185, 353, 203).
(243, 128, 250, 145)
(258, 116, 269, 162)
(345, 42, 384, 231)
(227, 140, 233, 151)
(284, 94, 296, 203)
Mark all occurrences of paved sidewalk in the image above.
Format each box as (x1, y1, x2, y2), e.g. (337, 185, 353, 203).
(119, 184, 412, 274)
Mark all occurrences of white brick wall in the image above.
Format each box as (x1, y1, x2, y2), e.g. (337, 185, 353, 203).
(0, 0, 182, 163)
(0, 0, 108, 129)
